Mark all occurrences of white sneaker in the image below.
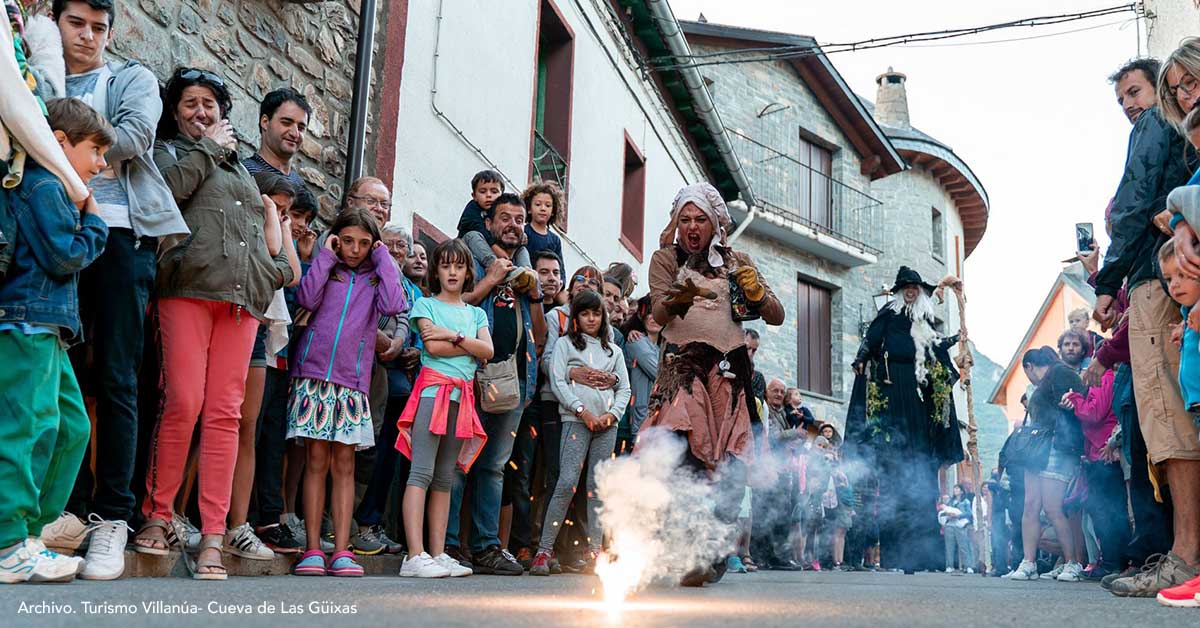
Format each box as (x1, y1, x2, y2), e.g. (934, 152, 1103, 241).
(965, 568, 975, 574)
(944, 567, 955, 574)
(25, 538, 82, 581)
(0, 540, 39, 583)
(80, 516, 131, 580)
(1039, 562, 1065, 580)
(39, 512, 89, 554)
(1056, 561, 1084, 582)
(400, 552, 450, 578)
(435, 552, 473, 577)
(173, 514, 200, 551)
(1008, 560, 1040, 581)
(224, 523, 276, 560)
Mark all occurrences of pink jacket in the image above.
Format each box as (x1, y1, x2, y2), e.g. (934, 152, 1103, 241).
(395, 367, 487, 473)
(1065, 369, 1118, 462)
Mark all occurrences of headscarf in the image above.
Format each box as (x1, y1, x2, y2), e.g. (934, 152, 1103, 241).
(659, 182, 732, 268)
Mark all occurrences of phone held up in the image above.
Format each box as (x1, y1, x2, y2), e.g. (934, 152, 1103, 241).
(1075, 222, 1095, 253)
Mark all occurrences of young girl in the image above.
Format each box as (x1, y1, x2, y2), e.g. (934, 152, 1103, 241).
(530, 290, 631, 576)
(521, 181, 565, 269)
(288, 208, 406, 577)
(395, 239, 493, 578)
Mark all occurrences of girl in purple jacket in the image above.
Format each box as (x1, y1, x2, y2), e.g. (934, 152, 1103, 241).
(287, 208, 406, 577)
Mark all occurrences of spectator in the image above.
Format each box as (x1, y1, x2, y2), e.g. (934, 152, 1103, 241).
(133, 67, 294, 581)
(290, 186, 320, 264)
(1057, 329, 1089, 373)
(605, 261, 637, 298)
(746, 329, 766, 406)
(940, 483, 975, 574)
(762, 378, 802, 570)
(457, 170, 531, 272)
(406, 241, 429, 295)
(343, 176, 392, 228)
(520, 181, 564, 265)
(601, 273, 628, 336)
(1068, 307, 1103, 358)
(48, 0, 189, 582)
(983, 473, 1012, 577)
(243, 87, 310, 191)
(447, 193, 545, 575)
(617, 295, 661, 455)
(786, 388, 818, 434)
(1094, 51, 1198, 597)
(0, 97, 111, 583)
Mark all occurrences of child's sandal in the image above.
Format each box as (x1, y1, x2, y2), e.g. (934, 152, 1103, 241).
(328, 550, 364, 577)
(132, 517, 176, 556)
(191, 535, 227, 581)
(294, 549, 327, 576)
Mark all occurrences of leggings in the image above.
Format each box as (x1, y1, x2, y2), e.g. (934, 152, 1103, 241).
(405, 397, 462, 492)
(538, 421, 617, 553)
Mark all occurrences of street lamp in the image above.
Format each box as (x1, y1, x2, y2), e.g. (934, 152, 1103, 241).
(858, 288, 893, 336)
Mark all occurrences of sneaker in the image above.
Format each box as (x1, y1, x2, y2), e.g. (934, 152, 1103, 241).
(173, 513, 201, 551)
(1007, 560, 1039, 581)
(39, 512, 89, 554)
(1039, 562, 1065, 580)
(25, 539, 81, 582)
(434, 553, 473, 577)
(1056, 562, 1084, 582)
(514, 547, 533, 570)
(549, 555, 563, 574)
(727, 555, 748, 573)
(256, 523, 302, 554)
(445, 545, 472, 568)
(378, 529, 404, 555)
(1111, 552, 1199, 598)
(80, 516, 131, 580)
(811, 560, 822, 572)
(282, 513, 307, 548)
(400, 552, 450, 578)
(964, 568, 975, 575)
(350, 524, 386, 556)
(1101, 565, 1138, 590)
(472, 545, 524, 575)
(944, 567, 955, 574)
(224, 523, 275, 560)
(1156, 574, 1200, 608)
(530, 550, 552, 576)
(0, 540, 39, 583)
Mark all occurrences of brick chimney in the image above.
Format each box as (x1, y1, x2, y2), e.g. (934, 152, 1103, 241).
(874, 67, 909, 129)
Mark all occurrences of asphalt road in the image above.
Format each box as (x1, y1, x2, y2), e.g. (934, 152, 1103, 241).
(1, 570, 1196, 628)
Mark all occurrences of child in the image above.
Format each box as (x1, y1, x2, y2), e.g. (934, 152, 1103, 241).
(456, 169, 531, 271)
(530, 290, 631, 576)
(396, 239, 493, 578)
(1160, 238, 1200, 426)
(288, 208, 406, 577)
(0, 98, 111, 583)
(520, 181, 564, 264)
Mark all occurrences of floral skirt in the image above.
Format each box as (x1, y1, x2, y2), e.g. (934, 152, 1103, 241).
(287, 378, 375, 449)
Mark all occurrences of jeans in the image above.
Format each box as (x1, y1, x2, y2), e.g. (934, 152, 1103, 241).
(1084, 460, 1132, 571)
(503, 402, 540, 551)
(989, 514, 1010, 573)
(253, 367, 290, 526)
(944, 525, 972, 570)
(354, 386, 410, 527)
(447, 401, 526, 552)
(68, 229, 156, 523)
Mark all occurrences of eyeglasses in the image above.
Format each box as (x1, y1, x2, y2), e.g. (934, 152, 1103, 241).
(348, 194, 391, 210)
(382, 239, 408, 253)
(180, 68, 225, 87)
(1169, 73, 1200, 100)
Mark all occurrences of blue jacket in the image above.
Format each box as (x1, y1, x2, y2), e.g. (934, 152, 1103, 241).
(0, 163, 108, 344)
(474, 259, 539, 404)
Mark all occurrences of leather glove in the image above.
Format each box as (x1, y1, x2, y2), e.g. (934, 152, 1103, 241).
(734, 266, 766, 302)
(663, 278, 718, 319)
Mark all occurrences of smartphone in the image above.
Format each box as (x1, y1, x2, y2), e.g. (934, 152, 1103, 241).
(1075, 222, 1095, 253)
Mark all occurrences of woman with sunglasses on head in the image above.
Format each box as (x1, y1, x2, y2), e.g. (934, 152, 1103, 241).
(132, 67, 296, 580)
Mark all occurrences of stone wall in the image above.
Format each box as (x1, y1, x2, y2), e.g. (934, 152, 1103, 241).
(98, 0, 389, 221)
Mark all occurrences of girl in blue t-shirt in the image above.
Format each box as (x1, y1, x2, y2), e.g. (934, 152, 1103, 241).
(521, 181, 565, 267)
(396, 239, 493, 578)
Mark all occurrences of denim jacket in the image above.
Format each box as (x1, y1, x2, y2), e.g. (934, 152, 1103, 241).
(473, 259, 538, 404)
(0, 163, 108, 344)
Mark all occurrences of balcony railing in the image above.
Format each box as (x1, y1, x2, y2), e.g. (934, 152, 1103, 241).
(531, 129, 568, 194)
(729, 128, 882, 255)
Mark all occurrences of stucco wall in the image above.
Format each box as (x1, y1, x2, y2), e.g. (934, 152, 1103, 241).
(1145, 0, 1200, 60)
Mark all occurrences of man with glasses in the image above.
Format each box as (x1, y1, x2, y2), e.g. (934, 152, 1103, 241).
(45, 0, 189, 582)
(244, 88, 311, 191)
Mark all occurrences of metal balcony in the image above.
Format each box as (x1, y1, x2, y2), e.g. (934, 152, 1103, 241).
(531, 129, 568, 194)
(729, 129, 882, 266)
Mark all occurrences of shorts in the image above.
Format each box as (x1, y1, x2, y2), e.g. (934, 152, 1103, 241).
(1039, 448, 1079, 483)
(249, 324, 269, 368)
(1128, 281, 1200, 464)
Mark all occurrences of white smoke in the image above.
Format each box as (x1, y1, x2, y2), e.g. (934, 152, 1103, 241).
(593, 428, 736, 599)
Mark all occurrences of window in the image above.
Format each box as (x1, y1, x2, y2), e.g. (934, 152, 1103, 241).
(931, 207, 945, 260)
(412, 213, 449, 253)
(619, 132, 647, 261)
(796, 134, 833, 229)
(796, 278, 832, 396)
(530, 0, 574, 225)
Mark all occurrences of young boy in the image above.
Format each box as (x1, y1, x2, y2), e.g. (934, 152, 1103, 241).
(456, 169, 531, 271)
(1162, 239, 1200, 427)
(0, 98, 112, 583)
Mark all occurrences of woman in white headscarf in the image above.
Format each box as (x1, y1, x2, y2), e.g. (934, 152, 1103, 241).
(641, 183, 784, 584)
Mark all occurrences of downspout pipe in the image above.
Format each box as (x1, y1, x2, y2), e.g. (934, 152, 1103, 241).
(344, 0, 378, 193)
(643, 0, 757, 209)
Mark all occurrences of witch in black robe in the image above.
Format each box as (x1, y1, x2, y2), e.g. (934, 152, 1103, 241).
(844, 267, 964, 574)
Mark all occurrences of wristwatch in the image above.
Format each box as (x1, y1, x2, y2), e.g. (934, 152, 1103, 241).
(452, 332, 465, 346)
(573, 404, 585, 417)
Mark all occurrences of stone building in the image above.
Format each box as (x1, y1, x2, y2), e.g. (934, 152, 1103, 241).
(680, 21, 989, 428)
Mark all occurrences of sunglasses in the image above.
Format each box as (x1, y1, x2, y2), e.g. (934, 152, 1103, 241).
(180, 68, 225, 87)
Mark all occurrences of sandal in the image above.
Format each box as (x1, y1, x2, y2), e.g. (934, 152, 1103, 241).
(328, 550, 364, 577)
(190, 535, 228, 581)
(132, 517, 177, 556)
(294, 549, 327, 576)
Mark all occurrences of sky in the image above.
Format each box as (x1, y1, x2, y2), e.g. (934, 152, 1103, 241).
(669, 0, 1142, 363)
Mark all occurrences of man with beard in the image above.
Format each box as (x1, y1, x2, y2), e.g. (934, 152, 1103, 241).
(1058, 329, 1089, 373)
(754, 378, 803, 570)
(445, 194, 545, 575)
(244, 88, 310, 191)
